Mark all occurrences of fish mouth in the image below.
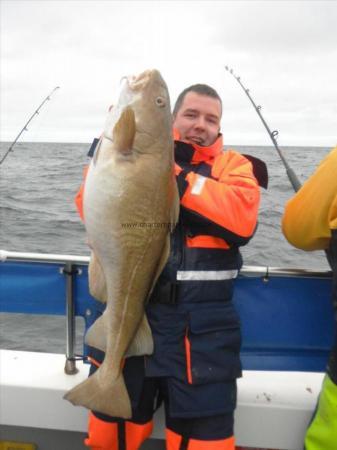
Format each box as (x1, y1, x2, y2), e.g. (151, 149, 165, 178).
(127, 69, 160, 91)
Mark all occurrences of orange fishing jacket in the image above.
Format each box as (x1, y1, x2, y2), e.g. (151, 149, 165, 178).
(143, 132, 264, 390)
(76, 133, 266, 416)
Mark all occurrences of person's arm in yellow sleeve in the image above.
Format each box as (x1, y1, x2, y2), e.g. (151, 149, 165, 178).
(282, 146, 337, 251)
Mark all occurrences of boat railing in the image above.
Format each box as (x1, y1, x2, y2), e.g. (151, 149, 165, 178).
(0, 250, 90, 264)
(1, 250, 93, 375)
(0, 249, 332, 276)
(0, 250, 333, 375)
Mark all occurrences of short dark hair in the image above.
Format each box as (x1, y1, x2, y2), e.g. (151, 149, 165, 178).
(173, 84, 222, 117)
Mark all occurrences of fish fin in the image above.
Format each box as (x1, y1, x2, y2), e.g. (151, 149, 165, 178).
(146, 235, 170, 301)
(85, 314, 107, 352)
(170, 180, 180, 232)
(88, 252, 107, 303)
(64, 370, 132, 419)
(125, 314, 154, 357)
(125, 236, 170, 357)
(113, 106, 136, 152)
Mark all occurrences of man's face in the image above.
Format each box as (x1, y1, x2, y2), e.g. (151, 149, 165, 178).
(173, 91, 221, 147)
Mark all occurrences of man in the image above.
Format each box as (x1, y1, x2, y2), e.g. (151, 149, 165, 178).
(76, 84, 265, 450)
(282, 146, 337, 450)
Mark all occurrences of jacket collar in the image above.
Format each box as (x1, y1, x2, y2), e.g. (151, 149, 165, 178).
(173, 128, 223, 163)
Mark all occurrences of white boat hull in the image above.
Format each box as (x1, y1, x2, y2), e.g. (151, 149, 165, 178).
(0, 350, 324, 449)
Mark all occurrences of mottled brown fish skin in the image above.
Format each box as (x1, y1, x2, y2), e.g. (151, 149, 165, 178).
(64, 69, 179, 418)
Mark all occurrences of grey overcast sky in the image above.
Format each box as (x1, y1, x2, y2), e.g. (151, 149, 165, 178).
(1, 0, 336, 145)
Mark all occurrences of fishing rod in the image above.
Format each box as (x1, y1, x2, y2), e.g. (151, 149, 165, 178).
(0, 86, 60, 166)
(225, 66, 301, 192)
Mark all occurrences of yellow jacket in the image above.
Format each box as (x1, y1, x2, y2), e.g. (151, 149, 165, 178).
(282, 146, 337, 251)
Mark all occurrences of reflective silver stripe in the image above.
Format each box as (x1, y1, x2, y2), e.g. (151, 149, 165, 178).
(176, 270, 238, 281)
(191, 175, 207, 195)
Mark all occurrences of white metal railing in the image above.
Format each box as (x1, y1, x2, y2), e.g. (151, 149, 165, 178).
(0, 249, 90, 264)
(0, 249, 332, 278)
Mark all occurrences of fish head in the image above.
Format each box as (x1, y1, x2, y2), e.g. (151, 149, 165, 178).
(128, 69, 172, 136)
(104, 69, 172, 154)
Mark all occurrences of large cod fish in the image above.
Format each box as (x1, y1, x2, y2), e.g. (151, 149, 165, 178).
(64, 69, 179, 418)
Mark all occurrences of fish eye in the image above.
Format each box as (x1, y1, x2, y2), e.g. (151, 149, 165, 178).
(155, 96, 166, 107)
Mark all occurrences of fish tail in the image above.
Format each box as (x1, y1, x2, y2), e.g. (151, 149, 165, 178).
(85, 314, 107, 352)
(64, 369, 132, 419)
